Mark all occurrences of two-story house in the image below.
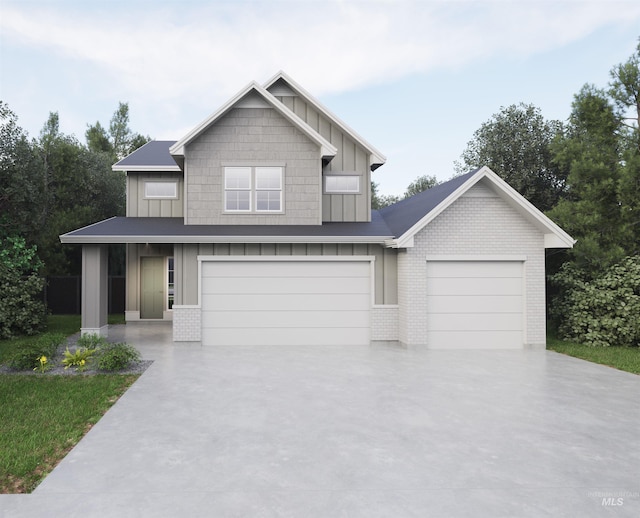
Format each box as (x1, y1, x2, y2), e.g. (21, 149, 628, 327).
(61, 71, 574, 349)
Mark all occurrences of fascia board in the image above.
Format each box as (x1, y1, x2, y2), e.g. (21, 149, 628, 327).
(169, 81, 260, 157)
(392, 171, 482, 248)
(59, 216, 119, 243)
(169, 81, 337, 159)
(260, 87, 337, 158)
(111, 165, 181, 172)
(60, 234, 392, 245)
(477, 166, 576, 248)
(392, 166, 576, 249)
(263, 71, 386, 167)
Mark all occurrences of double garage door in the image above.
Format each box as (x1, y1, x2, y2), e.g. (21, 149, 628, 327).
(201, 259, 371, 346)
(426, 260, 524, 349)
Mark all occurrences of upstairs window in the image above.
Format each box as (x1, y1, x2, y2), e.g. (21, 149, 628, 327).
(224, 166, 283, 212)
(144, 181, 178, 199)
(255, 167, 282, 211)
(325, 175, 360, 194)
(224, 167, 251, 211)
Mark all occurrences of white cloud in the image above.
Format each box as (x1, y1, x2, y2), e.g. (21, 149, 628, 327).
(3, 0, 640, 105)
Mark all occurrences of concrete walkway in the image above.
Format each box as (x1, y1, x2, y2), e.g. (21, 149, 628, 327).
(2, 324, 639, 517)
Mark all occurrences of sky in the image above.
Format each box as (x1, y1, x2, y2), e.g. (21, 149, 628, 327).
(1, 0, 639, 196)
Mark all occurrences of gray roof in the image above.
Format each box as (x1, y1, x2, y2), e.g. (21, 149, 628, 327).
(379, 170, 478, 236)
(61, 172, 479, 244)
(61, 213, 394, 244)
(113, 141, 179, 170)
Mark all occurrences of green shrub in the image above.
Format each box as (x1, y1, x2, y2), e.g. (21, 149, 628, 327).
(6, 333, 65, 371)
(77, 333, 108, 349)
(94, 342, 141, 372)
(552, 255, 640, 347)
(62, 347, 96, 372)
(0, 237, 46, 339)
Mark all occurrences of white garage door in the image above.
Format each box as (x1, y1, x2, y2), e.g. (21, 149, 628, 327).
(201, 259, 371, 346)
(426, 261, 524, 349)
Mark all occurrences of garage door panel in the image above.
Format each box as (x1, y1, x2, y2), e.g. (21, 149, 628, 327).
(428, 295, 522, 313)
(202, 276, 370, 295)
(203, 261, 368, 278)
(202, 293, 370, 311)
(202, 327, 370, 346)
(427, 331, 523, 349)
(428, 313, 522, 331)
(427, 260, 524, 349)
(202, 310, 370, 329)
(428, 277, 522, 296)
(429, 261, 522, 278)
(201, 260, 371, 346)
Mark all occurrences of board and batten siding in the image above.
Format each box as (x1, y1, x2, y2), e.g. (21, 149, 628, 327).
(126, 173, 184, 217)
(173, 243, 397, 306)
(184, 107, 322, 226)
(268, 82, 372, 223)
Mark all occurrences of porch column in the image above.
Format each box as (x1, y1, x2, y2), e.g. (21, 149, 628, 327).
(81, 244, 109, 337)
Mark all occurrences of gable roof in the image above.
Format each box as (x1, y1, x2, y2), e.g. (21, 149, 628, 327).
(169, 81, 337, 162)
(381, 166, 575, 249)
(264, 71, 387, 171)
(112, 140, 179, 172)
(380, 170, 477, 237)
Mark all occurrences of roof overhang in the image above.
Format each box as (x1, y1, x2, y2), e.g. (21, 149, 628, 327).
(387, 166, 576, 249)
(169, 81, 337, 161)
(112, 165, 181, 172)
(263, 71, 387, 171)
(59, 217, 393, 246)
(61, 234, 391, 245)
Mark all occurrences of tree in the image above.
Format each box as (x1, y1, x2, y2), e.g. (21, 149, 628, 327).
(35, 112, 127, 275)
(455, 103, 566, 212)
(371, 181, 400, 209)
(404, 174, 439, 197)
(609, 38, 640, 150)
(0, 102, 45, 241)
(548, 84, 635, 273)
(0, 236, 46, 338)
(87, 102, 149, 161)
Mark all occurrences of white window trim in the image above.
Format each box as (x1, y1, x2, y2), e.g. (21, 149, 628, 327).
(144, 180, 178, 199)
(224, 166, 284, 213)
(324, 174, 361, 194)
(224, 167, 252, 213)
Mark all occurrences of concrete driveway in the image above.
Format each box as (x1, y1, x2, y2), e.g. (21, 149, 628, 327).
(2, 324, 639, 517)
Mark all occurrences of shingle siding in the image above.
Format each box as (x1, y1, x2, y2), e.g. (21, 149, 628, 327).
(185, 107, 322, 225)
(397, 183, 547, 347)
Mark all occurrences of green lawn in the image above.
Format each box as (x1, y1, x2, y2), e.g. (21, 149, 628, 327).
(547, 337, 640, 375)
(0, 374, 137, 493)
(0, 314, 134, 494)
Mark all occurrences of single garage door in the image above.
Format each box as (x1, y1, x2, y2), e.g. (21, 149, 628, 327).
(426, 260, 523, 349)
(201, 259, 371, 346)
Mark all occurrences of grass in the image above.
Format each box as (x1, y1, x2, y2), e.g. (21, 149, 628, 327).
(0, 314, 135, 494)
(547, 337, 640, 375)
(0, 374, 137, 493)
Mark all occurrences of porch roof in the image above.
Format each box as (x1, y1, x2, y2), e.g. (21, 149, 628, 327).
(60, 214, 395, 244)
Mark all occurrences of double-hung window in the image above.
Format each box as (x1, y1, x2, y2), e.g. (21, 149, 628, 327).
(224, 167, 252, 211)
(224, 166, 282, 212)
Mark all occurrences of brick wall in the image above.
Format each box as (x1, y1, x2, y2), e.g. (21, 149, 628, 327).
(371, 305, 399, 341)
(398, 181, 546, 347)
(172, 306, 201, 342)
